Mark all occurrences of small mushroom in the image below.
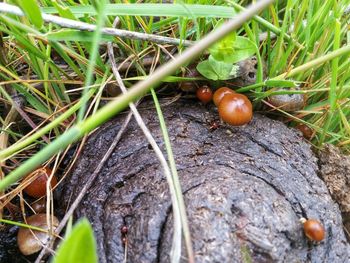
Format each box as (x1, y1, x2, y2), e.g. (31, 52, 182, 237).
(213, 87, 236, 106)
(296, 124, 314, 140)
(196, 85, 213, 104)
(268, 89, 305, 112)
(300, 218, 325, 242)
(218, 93, 253, 126)
(23, 167, 58, 198)
(31, 198, 46, 213)
(17, 214, 59, 255)
(105, 82, 122, 97)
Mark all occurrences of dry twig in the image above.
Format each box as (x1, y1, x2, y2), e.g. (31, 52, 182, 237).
(0, 3, 193, 47)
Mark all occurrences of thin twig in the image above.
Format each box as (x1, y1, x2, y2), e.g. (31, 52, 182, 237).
(34, 108, 136, 263)
(11, 94, 50, 144)
(0, 3, 193, 47)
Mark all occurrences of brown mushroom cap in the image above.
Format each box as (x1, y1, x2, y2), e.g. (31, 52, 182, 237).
(23, 167, 58, 198)
(303, 219, 325, 242)
(218, 93, 253, 126)
(17, 214, 59, 255)
(213, 87, 235, 106)
(196, 85, 213, 104)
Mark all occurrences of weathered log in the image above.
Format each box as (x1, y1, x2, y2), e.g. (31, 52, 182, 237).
(56, 99, 349, 262)
(318, 144, 350, 241)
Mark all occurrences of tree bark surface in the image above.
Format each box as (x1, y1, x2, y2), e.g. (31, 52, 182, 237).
(58, 100, 349, 263)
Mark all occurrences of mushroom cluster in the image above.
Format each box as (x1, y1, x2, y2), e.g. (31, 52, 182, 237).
(196, 86, 253, 126)
(17, 167, 60, 256)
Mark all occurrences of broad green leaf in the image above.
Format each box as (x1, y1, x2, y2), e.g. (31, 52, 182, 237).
(209, 36, 256, 64)
(209, 56, 238, 80)
(42, 4, 236, 18)
(15, 0, 43, 28)
(229, 65, 239, 77)
(46, 30, 114, 42)
(209, 29, 236, 62)
(197, 60, 219, 80)
(228, 37, 256, 64)
(53, 218, 97, 263)
(196, 56, 238, 81)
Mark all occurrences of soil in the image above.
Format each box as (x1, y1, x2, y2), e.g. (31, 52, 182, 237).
(54, 100, 349, 263)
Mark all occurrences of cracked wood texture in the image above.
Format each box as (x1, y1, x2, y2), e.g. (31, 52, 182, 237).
(58, 100, 349, 263)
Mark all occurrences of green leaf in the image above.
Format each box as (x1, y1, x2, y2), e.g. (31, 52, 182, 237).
(46, 30, 114, 42)
(42, 4, 236, 18)
(229, 65, 239, 77)
(228, 37, 256, 63)
(15, 0, 43, 28)
(209, 56, 238, 80)
(209, 30, 236, 62)
(197, 60, 219, 80)
(209, 34, 256, 64)
(196, 56, 238, 81)
(52, 218, 97, 263)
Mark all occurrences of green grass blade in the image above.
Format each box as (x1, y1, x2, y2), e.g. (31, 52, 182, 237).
(150, 88, 194, 262)
(52, 0, 76, 20)
(275, 45, 350, 80)
(46, 29, 114, 42)
(15, 0, 43, 28)
(0, 127, 81, 189)
(42, 4, 236, 18)
(319, 16, 341, 145)
(77, 0, 107, 122)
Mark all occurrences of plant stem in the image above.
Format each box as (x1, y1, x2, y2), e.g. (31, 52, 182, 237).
(150, 88, 194, 262)
(77, 0, 107, 122)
